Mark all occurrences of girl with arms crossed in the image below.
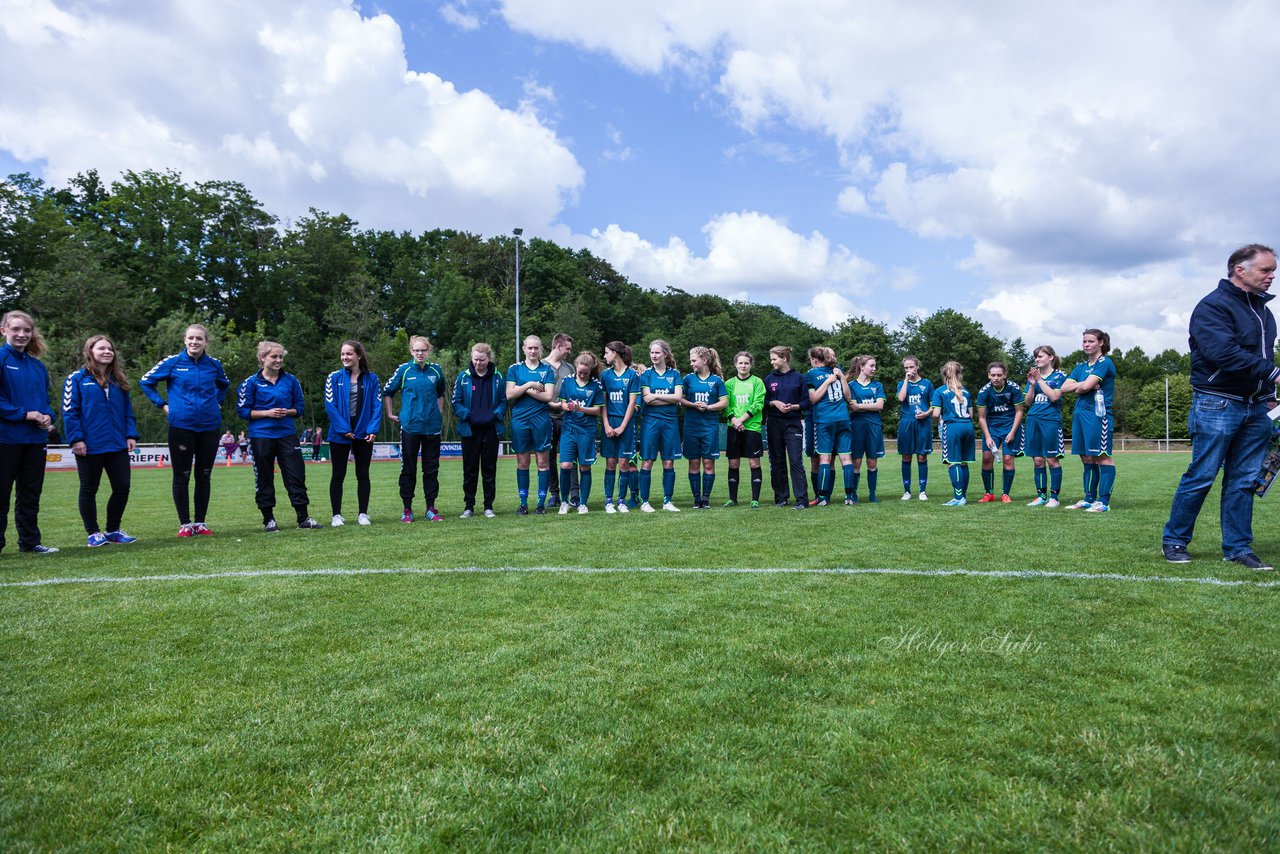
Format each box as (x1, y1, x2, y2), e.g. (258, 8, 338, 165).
(805, 346, 853, 506)
(681, 347, 729, 509)
(64, 335, 140, 547)
(975, 362, 1025, 503)
(1062, 329, 1117, 512)
(600, 342, 640, 513)
(724, 351, 766, 507)
(140, 323, 230, 537)
(931, 361, 975, 506)
(238, 341, 319, 531)
(638, 340, 685, 512)
(325, 340, 382, 526)
(847, 355, 886, 503)
(554, 352, 605, 514)
(896, 356, 934, 501)
(1023, 346, 1067, 507)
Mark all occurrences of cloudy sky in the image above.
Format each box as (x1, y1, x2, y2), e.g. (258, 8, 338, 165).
(3, 0, 1278, 355)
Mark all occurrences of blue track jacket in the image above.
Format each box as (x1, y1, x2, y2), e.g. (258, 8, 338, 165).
(382, 361, 447, 435)
(0, 344, 53, 444)
(139, 351, 230, 432)
(62, 369, 138, 454)
(237, 372, 305, 439)
(325, 369, 383, 443)
(451, 366, 506, 438)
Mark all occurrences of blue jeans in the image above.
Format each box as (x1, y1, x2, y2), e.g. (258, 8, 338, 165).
(1162, 393, 1274, 558)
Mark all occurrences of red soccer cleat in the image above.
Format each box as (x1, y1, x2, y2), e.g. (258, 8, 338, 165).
(977, 493, 997, 503)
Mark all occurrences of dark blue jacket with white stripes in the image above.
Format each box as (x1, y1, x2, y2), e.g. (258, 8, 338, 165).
(62, 369, 138, 454)
(1189, 278, 1280, 403)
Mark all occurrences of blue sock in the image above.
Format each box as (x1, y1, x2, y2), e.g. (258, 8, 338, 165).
(850, 470, 860, 499)
(517, 468, 530, 505)
(702, 472, 715, 501)
(819, 463, 832, 499)
(604, 469, 616, 501)
(1049, 466, 1062, 498)
(1098, 464, 1115, 504)
(689, 472, 701, 502)
(621, 470, 633, 502)
(536, 469, 549, 505)
(640, 469, 652, 502)
(982, 467, 994, 493)
(811, 470, 821, 498)
(949, 464, 964, 499)
(1002, 468, 1015, 495)
(843, 464, 855, 497)
(1034, 465, 1046, 495)
(560, 468, 572, 499)
(867, 469, 877, 499)
(580, 470, 592, 504)
(663, 468, 675, 503)
(1084, 462, 1100, 501)
(961, 465, 970, 495)
(918, 461, 928, 492)
(902, 460, 912, 491)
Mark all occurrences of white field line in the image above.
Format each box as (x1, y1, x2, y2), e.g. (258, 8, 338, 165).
(1, 565, 1278, 590)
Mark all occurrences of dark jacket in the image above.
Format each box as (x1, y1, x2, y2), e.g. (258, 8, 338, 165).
(0, 344, 53, 444)
(325, 369, 383, 443)
(1189, 279, 1280, 403)
(139, 350, 230, 432)
(62, 369, 138, 454)
(237, 371, 305, 439)
(763, 368, 812, 423)
(452, 365, 506, 438)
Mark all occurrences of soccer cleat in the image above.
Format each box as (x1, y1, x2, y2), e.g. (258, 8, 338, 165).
(483, 509, 496, 518)
(775, 498, 790, 507)
(534, 505, 546, 516)
(516, 505, 529, 517)
(750, 500, 760, 509)
(944, 497, 967, 506)
(844, 497, 855, 506)
(793, 501, 807, 510)
(1085, 502, 1109, 513)
(547, 496, 560, 509)
(901, 492, 912, 501)
(105, 530, 137, 544)
(816, 498, 829, 507)
(640, 501, 656, 513)
(578, 504, 588, 515)
(426, 508, 444, 522)
(808, 498, 822, 507)
(918, 492, 928, 502)
(616, 501, 629, 514)
(1027, 496, 1048, 507)
(23, 544, 59, 554)
(1046, 498, 1061, 508)
(1162, 543, 1191, 563)
(87, 532, 108, 548)
(332, 514, 345, 527)
(358, 513, 371, 526)
(1226, 552, 1273, 571)
(460, 508, 474, 518)
(559, 502, 570, 515)
(1000, 494, 1012, 504)
(298, 517, 322, 529)
(662, 501, 681, 512)
(177, 524, 195, 538)
(264, 519, 280, 533)
(605, 503, 616, 514)
(978, 493, 997, 503)
(723, 499, 737, 507)
(868, 496, 879, 503)
(400, 509, 414, 523)
(847, 495, 859, 504)
(192, 523, 213, 536)
(1064, 500, 1093, 510)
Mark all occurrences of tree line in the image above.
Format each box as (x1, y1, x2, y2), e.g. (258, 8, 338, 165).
(0, 168, 1196, 442)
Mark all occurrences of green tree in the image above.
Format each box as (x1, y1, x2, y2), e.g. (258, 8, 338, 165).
(896, 309, 1005, 393)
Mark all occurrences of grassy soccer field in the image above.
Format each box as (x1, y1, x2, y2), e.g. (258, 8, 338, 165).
(2, 453, 1278, 850)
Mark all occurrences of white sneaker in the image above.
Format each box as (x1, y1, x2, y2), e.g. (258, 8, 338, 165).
(617, 501, 630, 514)
(559, 503, 570, 515)
(357, 513, 371, 526)
(1027, 496, 1047, 507)
(578, 504, 589, 515)
(331, 514, 345, 527)
(483, 508, 496, 518)
(1046, 498, 1061, 508)
(901, 491, 912, 501)
(918, 492, 928, 501)
(662, 501, 681, 512)
(605, 503, 616, 514)
(1064, 499, 1093, 510)
(640, 501, 656, 513)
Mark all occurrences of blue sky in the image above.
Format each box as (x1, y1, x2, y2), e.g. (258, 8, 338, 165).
(4, 1, 1280, 355)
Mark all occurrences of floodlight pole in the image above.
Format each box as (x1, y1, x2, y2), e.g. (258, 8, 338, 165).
(513, 227, 523, 362)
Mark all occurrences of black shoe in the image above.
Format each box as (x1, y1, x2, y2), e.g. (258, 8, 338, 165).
(297, 517, 322, 529)
(264, 519, 280, 533)
(547, 496, 560, 509)
(793, 501, 807, 510)
(774, 499, 789, 507)
(1226, 551, 1273, 571)
(534, 505, 546, 516)
(516, 505, 529, 516)
(1161, 543, 1189, 563)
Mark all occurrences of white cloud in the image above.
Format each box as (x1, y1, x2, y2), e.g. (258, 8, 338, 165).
(439, 3, 482, 31)
(579, 210, 875, 312)
(0, 0, 584, 233)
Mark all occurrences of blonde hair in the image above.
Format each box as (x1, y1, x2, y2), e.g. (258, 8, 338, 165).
(256, 340, 286, 362)
(941, 360, 966, 400)
(471, 342, 493, 360)
(807, 346, 836, 368)
(82, 335, 128, 390)
(769, 345, 792, 362)
(410, 335, 432, 354)
(649, 339, 675, 371)
(690, 346, 722, 377)
(575, 350, 602, 381)
(2, 311, 46, 358)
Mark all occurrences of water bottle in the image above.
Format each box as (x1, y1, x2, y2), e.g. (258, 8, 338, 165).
(1094, 389, 1105, 417)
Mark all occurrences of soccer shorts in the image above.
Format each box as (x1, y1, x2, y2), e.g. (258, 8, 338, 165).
(509, 412, 552, 454)
(1071, 410, 1113, 456)
(1024, 417, 1064, 459)
(559, 428, 598, 467)
(850, 419, 885, 459)
(813, 420, 852, 456)
(682, 425, 721, 460)
(725, 428, 764, 459)
(600, 422, 637, 460)
(896, 413, 934, 456)
(939, 420, 976, 464)
(640, 418, 682, 461)
(985, 422, 1025, 457)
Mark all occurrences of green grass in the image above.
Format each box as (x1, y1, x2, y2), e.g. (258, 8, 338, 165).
(2, 454, 1278, 850)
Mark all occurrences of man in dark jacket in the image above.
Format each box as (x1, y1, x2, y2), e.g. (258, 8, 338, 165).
(1162, 244, 1280, 569)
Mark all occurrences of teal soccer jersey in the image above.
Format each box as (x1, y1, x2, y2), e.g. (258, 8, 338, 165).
(1025, 371, 1066, 420)
(559, 377, 604, 437)
(601, 366, 640, 427)
(898, 378, 935, 421)
(506, 361, 555, 423)
(1068, 357, 1116, 415)
(976, 381, 1024, 430)
(805, 367, 848, 424)
(849, 380, 885, 423)
(931, 386, 973, 423)
(682, 372, 727, 431)
(640, 367, 683, 422)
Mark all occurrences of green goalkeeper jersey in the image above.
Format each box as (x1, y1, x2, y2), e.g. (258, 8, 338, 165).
(725, 375, 766, 432)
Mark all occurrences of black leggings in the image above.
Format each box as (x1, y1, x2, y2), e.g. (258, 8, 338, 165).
(76, 450, 131, 534)
(330, 440, 373, 515)
(168, 428, 219, 525)
(399, 432, 441, 508)
(0, 442, 46, 552)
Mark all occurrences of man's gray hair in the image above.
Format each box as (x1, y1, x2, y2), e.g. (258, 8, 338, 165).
(1228, 244, 1276, 275)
